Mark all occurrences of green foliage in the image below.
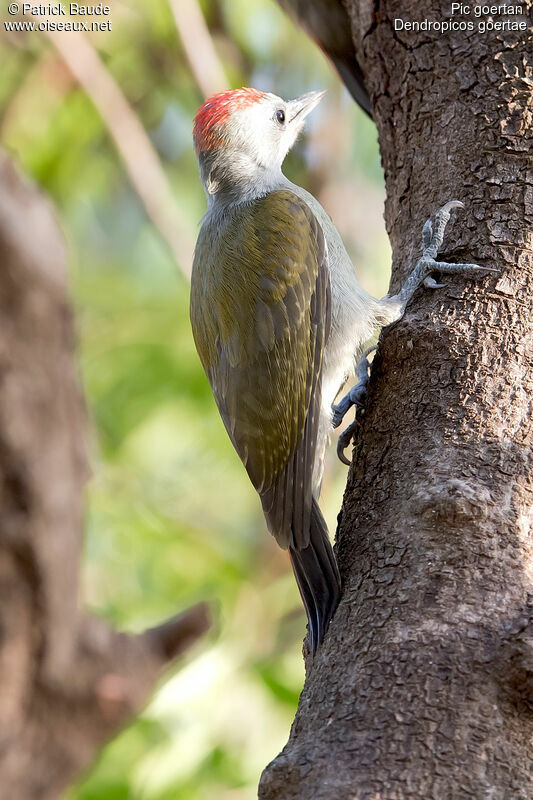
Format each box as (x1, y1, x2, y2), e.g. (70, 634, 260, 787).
(1, 1, 390, 797)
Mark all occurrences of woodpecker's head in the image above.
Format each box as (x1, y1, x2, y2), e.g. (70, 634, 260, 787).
(193, 87, 324, 199)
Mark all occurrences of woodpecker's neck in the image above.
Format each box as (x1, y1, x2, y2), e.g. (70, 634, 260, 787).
(199, 147, 286, 210)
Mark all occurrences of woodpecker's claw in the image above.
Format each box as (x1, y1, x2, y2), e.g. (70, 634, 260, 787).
(332, 345, 375, 430)
(423, 276, 447, 289)
(333, 345, 376, 465)
(337, 422, 357, 465)
(422, 200, 464, 259)
(332, 382, 366, 428)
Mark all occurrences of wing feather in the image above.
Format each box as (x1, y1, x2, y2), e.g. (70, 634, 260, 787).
(190, 190, 330, 550)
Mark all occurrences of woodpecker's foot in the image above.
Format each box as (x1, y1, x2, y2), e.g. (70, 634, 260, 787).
(333, 345, 376, 465)
(383, 201, 498, 322)
(332, 345, 375, 429)
(336, 421, 358, 466)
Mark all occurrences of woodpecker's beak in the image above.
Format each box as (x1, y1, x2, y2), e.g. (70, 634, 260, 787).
(287, 90, 325, 124)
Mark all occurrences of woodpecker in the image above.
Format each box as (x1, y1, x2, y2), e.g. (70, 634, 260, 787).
(190, 88, 492, 652)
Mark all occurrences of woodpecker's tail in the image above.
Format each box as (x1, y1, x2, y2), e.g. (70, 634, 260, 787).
(289, 499, 341, 654)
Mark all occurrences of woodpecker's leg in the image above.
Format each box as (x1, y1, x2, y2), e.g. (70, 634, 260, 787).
(377, 200, 498, 327)
(333, 345, 375, 466)
(335, 201, 497, 465)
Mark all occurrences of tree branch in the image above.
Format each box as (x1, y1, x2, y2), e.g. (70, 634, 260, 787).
(260, 2, 533, 797)
(0, 149, 209, 800)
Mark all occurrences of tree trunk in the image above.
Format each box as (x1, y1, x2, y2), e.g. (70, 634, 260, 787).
(260, 2, 532, 798)
(0, 152, 209, 799)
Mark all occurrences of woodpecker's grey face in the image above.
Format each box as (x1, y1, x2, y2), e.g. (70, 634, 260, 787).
(194, 88, 325, 198)
(229, 90, 325, 169)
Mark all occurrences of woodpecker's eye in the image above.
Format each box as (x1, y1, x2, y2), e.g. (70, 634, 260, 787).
(275, 109, 285, 125)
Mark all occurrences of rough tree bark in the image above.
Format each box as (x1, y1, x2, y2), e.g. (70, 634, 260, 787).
(260, 2, 532, 798)
(0, 152, 209, 799)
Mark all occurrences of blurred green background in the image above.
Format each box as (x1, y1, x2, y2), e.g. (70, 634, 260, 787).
(1, 1, 390, 797)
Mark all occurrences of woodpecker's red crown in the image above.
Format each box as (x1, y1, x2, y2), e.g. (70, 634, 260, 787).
(193, 88, 267, 154)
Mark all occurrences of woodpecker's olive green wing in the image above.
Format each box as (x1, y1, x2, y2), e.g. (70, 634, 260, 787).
(190, 189, 330, 552)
